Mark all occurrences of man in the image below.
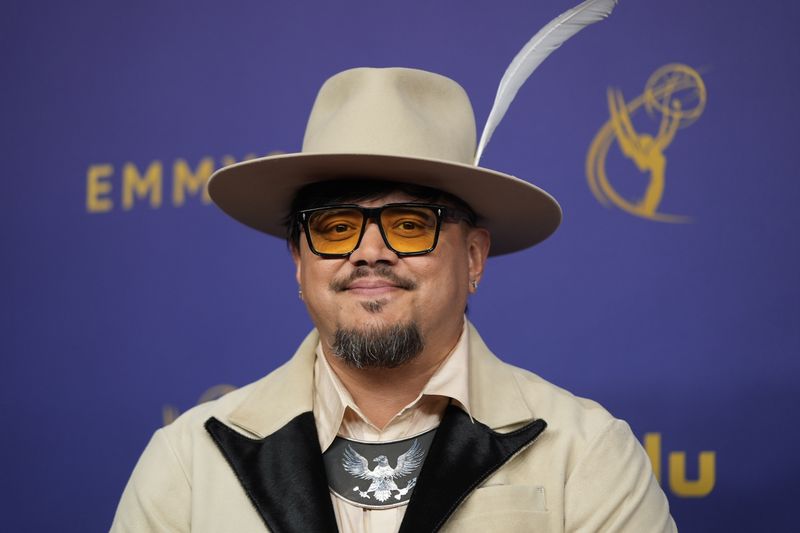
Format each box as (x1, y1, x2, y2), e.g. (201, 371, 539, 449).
(112, 68, 676, 532)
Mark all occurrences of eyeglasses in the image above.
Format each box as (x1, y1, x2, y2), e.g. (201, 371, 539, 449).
(296, 203, 474, 258)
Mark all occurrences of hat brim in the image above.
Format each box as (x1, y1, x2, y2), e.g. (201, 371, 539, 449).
(207, 152, 561, 256)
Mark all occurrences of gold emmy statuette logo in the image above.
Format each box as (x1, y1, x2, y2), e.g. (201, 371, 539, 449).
(586, 64, 706, 222)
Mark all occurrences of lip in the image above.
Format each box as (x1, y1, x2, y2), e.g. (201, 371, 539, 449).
(345, 279, 402, 296)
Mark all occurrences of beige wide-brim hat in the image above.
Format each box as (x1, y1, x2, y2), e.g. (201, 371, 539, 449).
(208, 67, 561, 256)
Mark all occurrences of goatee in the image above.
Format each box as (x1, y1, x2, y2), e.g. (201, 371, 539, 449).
(332, 322, 424, 369)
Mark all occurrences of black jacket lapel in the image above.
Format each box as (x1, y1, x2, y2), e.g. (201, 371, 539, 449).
(205, 412, 338, 533)
(399, 405, 546, 533)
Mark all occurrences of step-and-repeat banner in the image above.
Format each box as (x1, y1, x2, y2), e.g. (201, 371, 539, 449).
(4, 1, 798, 531)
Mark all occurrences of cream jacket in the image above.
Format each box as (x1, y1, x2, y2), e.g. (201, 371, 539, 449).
(111, 325, 676, 532)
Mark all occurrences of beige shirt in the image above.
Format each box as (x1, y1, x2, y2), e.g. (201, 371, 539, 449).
(312, 322, 472, 533)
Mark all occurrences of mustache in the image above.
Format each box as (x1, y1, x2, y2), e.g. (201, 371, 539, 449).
(329, 265, 417, 292)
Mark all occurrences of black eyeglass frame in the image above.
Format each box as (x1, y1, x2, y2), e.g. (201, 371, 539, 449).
(296, 202, 475, 258)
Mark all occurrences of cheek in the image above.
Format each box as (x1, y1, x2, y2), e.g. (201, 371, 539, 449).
(298, 266, 338, 331)
(437, 236, 472, 283)
(414, 253, 470, 301)
(297, 254, 338, 305)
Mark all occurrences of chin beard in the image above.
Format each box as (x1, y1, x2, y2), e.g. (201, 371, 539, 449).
(332, 322, 424, 369)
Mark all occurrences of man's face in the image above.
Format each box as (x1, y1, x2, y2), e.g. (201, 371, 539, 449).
(291, 191, 490, 366)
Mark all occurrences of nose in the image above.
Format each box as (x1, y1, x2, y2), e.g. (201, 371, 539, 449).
(348, 220, 398, 266)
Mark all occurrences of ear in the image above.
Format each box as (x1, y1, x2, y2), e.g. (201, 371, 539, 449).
(466, 227, 490, 293)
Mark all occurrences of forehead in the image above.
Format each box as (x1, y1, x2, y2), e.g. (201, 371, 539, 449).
(291, 179, 459, 212)
(329, 191, 422, 206)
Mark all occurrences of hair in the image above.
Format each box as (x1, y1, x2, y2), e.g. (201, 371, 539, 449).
(284, 179, 478, 250)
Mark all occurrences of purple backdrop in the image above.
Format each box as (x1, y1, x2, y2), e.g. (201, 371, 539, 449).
(3, 0, 799, 531)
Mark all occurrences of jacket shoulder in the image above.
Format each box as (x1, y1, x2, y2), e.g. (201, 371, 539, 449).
(162, 329, 320, 443)
(163, 377, 264, 432)
(503, 361, 624, 449)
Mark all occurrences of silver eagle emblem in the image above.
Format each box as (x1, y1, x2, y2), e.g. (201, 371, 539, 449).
(342, 438, 425, 502)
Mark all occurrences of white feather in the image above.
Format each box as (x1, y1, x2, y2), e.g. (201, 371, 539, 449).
(474, 0, 618, 165)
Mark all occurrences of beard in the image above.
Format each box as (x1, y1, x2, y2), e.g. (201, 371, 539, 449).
(332, 322, 424, 369)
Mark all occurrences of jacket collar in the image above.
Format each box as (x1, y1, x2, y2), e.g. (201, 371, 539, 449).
(467, 322, 535, 429)
(226, 321, 535, 438)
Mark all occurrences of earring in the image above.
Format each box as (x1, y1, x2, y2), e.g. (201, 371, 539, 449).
(298, 288, 304, 300)
(470, 280, 478, 290)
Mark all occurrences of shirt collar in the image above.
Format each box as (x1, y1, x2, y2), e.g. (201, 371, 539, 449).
(313, 319, 473, 451)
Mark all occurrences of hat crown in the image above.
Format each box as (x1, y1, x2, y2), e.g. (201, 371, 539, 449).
(302, 68, 477, 165)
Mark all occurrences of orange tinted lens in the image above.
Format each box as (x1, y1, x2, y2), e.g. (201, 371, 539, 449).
(381, 206, 437, 253)
(307, 208, 363, 254)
